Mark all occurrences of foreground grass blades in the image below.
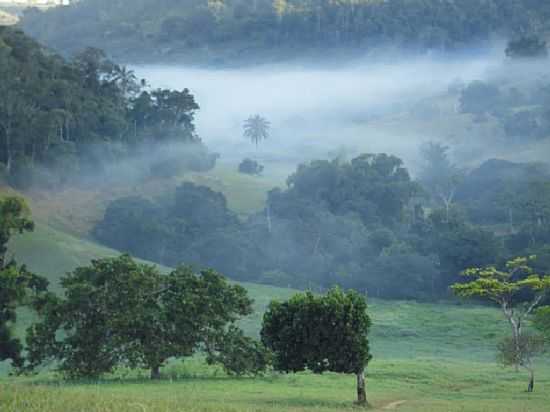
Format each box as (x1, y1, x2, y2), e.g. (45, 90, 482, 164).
(2, 359, 550, 412)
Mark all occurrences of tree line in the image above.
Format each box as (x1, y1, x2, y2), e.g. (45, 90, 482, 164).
(21, 0, 550, 63)
(0, 27, 216, 189)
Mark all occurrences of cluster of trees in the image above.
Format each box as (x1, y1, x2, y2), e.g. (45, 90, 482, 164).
(21, 0, 550, 63)
(0, 27, 215, 189)
(1, 202, 372, 402)
(23, 255, 269, 379)
(455, 71, 550, 142)
(95, 150, 549, 300)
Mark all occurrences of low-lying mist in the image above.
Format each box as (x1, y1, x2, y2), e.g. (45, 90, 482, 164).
(133, 53, 505, 172)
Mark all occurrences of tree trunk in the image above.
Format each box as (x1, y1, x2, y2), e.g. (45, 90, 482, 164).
(527, 369, 534, 393)
(356, 370, 368, 405)
(5, 127, 12, 174)
(150, 365, 161, 380)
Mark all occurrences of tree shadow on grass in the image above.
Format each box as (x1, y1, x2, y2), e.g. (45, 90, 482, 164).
(15, 373, 285, 387)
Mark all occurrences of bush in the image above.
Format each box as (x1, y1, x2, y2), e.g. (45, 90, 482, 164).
(238, 158, 264, 175)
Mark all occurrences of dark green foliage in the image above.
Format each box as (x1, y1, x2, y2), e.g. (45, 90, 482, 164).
(206, 325, 272, 376)
(506, 36, 548, 59)
(0, 197, 47, 368)
(261, 288, 371, 403)
(94, 182, 240, 268)
(95, 153, 507, 300)
(281, 154, 418, 227)
(20, 0, 550, 63)
(24, 255, 254, 379)
(0, 27, 214, 189)
(238, 158, 264, 175)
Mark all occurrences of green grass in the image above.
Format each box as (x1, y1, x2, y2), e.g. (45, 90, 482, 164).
(1, 359, 549, 411)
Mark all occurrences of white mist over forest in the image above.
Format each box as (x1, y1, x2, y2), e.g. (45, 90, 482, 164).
(134, 54, 502, 170)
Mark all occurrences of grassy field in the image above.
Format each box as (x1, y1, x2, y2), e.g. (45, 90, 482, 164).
(1, 359, 549, 411)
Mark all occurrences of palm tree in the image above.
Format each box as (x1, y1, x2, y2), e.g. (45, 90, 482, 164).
(243, 115, 270, 147)
(112, 65, 138, 97)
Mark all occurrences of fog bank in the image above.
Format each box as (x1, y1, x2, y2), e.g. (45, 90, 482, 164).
(134, 55, 502, 169)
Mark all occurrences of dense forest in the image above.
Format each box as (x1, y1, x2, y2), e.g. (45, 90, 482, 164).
(20, 0, 550, 64)
(0, 26, 216, 189)
(94, 152, 550, 300)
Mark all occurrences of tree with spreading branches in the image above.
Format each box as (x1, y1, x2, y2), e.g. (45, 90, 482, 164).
(452, 256, 550, 391)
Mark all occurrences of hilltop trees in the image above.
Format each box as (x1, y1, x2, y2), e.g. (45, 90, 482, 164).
(24, 255, 258, 379)
(21, 0, 550, 63)
(452, 256, 550, 391)
(0, 27, 214, 189)
(0, 197, 47, 368)
(261, 288, 372, 404)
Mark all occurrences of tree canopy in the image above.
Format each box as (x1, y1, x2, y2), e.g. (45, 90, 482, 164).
(23, 255, 258, 379)
(20, 0, 550, 64)
(261, 288, 372, 404)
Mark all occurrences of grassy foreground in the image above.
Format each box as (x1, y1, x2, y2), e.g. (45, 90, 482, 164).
(1, 359, 549, 412)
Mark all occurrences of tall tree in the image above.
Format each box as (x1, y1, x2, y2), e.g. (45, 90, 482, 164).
(243, 114, 270, 147)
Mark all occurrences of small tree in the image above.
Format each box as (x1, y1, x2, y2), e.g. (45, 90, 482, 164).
(238, 158, 264, 175)
(261, 288, 372, 405)
(497, 334, 546, 392)
(243, 115, 270, 147)
(452, 256, 550, 391)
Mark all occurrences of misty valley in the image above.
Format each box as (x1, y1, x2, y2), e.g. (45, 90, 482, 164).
(1, 1, 550, 412)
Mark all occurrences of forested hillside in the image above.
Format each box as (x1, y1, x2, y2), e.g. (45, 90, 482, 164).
(20, 0, 550, 64)
(0, 27, 216, 189)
